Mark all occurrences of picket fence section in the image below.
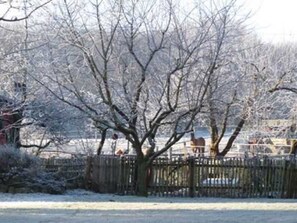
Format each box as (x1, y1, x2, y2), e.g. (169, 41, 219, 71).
(41, 158, 86, 188)
(41, 155, 297, 198)
(85, 155, 297, 198)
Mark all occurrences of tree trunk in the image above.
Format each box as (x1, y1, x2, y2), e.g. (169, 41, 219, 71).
(219, 118, 245, 157)
(209, 116, 219, 157)
(289, 139, 297, 155)
(97, 128, 107, 155)
(135, 158, 150, 196)
(209, 143, 219, 158)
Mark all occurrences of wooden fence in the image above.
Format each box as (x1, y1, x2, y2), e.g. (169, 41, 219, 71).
(85, 156, 121, 193)
(41, 158, 86, 188)
(85, 155, 297, 198)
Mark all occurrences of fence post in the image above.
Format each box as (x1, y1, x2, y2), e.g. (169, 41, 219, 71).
(188, 158, 195, 197)
(285, 158, 297, 198)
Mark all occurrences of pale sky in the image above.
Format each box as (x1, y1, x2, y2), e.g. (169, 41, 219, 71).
(241, 0, 297, 43)
(1, 0, 297, 43)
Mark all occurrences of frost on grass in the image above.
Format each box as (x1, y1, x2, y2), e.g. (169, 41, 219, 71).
(0, 145, 65, 194)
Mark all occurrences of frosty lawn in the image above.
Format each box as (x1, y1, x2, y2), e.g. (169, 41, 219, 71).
(0, 190, 297, 223)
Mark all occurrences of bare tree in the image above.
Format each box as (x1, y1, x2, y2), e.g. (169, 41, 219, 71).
(0, 0, 80, 152)
(35, 0, 251, 195)
(171, 1, 262, 158)
(204, 35, 270, 157)
(267, 43, 297, 155)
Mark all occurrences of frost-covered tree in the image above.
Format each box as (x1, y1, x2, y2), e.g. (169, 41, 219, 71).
(203, 37, 297, 157)
(202, 35, 268, 157)
(36, 0, 252, 195)
(265, 43, 297, 154)
(0, 0, 82, 152)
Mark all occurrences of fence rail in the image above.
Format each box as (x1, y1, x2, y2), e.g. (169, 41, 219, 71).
(85, 156, 297, 198)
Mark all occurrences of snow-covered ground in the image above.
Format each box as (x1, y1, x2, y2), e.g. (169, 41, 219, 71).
(0, 190, 297, 223)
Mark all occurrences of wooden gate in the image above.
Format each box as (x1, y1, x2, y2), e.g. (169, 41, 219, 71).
(85, 155, 121, 193)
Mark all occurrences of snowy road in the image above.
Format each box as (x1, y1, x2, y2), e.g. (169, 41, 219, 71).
(0, 190, 297, 223)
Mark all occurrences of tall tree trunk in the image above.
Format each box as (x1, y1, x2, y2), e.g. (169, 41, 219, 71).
(219, 118, 246, 157)
(135, 157, 150, 196)
(209, 99, 219, 157)
(97, 128, 107, 155)
(209, 121, 219, 157)
(289, 139, 297, 155)
(209, 143, 219, 158)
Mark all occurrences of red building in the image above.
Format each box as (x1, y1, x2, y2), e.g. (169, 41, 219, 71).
(0, 109, 14, 144)
(0, 96, 19, 146)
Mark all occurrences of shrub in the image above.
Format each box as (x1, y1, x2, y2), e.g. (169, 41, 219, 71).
(0, 145, 65, 194)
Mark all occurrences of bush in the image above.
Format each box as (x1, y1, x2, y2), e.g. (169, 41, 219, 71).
(0, 145, 65, 194)
(0, 146, 37, 183)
